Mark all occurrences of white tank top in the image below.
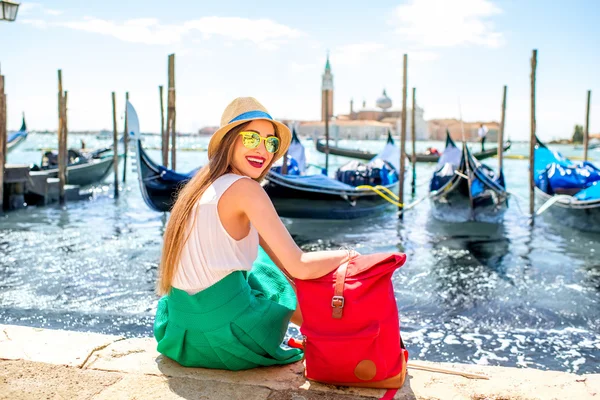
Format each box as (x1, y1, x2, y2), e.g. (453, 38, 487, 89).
(172, 173, 259, 294)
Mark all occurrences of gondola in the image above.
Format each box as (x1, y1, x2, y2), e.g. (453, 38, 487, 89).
(534, 136, 600, 232)
(30, 147, 123, 187)
(127, 101, 197, 212)
(128, 101, 399, 218)
(7, 114, 28, 153)
(574, 139, 600, 151)
(133, 135, 194, 212)
(316, 133, 511, 163)
(429, 132, 509, 223)
(263, 129, 399, 219)
(263, 172, 398, 219)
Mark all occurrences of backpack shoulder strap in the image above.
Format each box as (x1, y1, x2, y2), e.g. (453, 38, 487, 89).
(332, 257, 351, 319)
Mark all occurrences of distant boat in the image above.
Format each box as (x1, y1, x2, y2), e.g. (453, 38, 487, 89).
(429, 132, 509, 223)
(7, 114, 28, 153)
(535, 136, 600, 232)
(95, 130, 113, 140)
(29, 147, 123, 187)
(96, 129, 133, 144)
(316, 132, 511, 163)
(574, 139, 600, 151)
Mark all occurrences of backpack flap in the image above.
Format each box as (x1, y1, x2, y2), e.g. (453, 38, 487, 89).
(331, 253, 405, 319)
(345, 252, 406, 280)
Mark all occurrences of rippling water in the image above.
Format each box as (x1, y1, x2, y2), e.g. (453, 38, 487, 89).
(1, 133, 599, 374)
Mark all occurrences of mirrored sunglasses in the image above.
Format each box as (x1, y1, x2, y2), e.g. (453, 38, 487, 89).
(239, 132, 280, 154)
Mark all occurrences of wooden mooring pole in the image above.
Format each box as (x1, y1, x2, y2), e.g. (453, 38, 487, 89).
(499, 85, 507, 173)
(57, 70, 67, 205)
(399, 54, 407, 218)
(411, 87, 416, 197)
(122, 91, 129, 182)
(62, 90, 68, 187)
(325, 90, 330, 174)
(160, 85, 167, 167)
(167, 54, 176, 170)
(0, 76, 5, 163)
(281, 123, 290, 175)
(529, 50, 537, 219)
(583, 90, 591, 162)
(112, 92, 119, 199)
(0, 74, 5, 212)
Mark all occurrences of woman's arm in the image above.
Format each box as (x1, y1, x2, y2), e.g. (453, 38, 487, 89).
(225, 178, 350, 280)
(259, 235, 293, 281)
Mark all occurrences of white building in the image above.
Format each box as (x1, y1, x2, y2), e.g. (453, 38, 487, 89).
(297, 119, 393, 141)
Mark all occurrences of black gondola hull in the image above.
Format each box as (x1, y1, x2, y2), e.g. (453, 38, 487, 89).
(317, 140, 511, 163)
(263, 178, 397, 219)
(431, 175, 509, 223)
(142, 179, 187, 212)
(429, 137, 509, 224)
(135, 139, 192, 212)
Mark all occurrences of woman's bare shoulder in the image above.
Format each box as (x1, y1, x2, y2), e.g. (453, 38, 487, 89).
(220, 176, 269, 207)
(228, 176, 266, 194)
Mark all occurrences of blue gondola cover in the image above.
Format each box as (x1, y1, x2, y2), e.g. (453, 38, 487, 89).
(336, 159, 398, 187)
(575, 181, 600, 201)
(535, 146, 600, 197)
(272, 156, 301, 176)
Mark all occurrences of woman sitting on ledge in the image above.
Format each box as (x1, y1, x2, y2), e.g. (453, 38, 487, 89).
(154, 97, 356, 370)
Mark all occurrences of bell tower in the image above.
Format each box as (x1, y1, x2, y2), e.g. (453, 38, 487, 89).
(321, 53, 334, 121)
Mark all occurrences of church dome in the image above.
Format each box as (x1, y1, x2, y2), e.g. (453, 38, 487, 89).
(376, 89, 392, 110)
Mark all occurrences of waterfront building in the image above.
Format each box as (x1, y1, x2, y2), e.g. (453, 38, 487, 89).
(428, 119, 500, 142)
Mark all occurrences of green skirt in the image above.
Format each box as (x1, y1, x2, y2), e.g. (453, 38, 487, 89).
(153, 248, 303, 370)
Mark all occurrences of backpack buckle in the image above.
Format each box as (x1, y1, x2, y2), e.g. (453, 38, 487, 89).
(331, 296, 345, 309)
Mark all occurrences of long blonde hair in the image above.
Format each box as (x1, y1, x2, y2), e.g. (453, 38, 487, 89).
(157, 121, 280, 295)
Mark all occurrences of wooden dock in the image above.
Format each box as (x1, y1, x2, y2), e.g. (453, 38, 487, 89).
(2, 164, 88, 211)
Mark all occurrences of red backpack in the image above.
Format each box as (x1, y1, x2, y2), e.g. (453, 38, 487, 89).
(294, 253, 409, 388)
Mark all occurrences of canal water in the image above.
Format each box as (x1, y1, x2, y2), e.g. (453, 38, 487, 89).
(1, 133, 599, 374)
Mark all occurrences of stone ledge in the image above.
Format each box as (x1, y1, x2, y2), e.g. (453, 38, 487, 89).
(0, 324, 598, 400)
(0, 359, 122, 400)
(0, 324, 123, 368)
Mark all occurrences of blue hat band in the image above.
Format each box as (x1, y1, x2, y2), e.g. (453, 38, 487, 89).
(228, 110, 273, 124)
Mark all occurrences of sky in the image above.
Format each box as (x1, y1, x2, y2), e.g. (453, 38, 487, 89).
(1, 0, 599, 140)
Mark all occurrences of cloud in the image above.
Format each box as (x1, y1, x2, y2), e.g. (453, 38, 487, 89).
(388, 50, 440, 62)
(17, 3, 41, 15)
(18, 3, 63, 16)
(183, 17, 304, 47)
(332, 42, 386, 65)
(392, 0, 504, 48)
(20, 19, 48, 29)
(289, 62, 319, 74)
(23, 15, 305, 50)
(332, 42, 438, 66)
(59, 17, 182, 45)
(412, 51, 439, 61)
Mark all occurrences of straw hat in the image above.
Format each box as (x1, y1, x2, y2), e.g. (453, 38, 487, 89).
(208, 97, 291, 162)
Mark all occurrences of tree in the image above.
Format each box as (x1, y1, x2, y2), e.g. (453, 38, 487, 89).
(572, 124, 584, 143)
